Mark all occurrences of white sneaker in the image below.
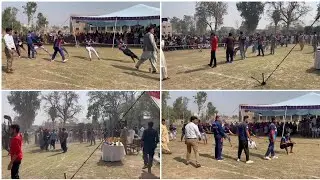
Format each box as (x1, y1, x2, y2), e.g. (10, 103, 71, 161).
(237, 158, 240, 162)
(272, 156, 278, 159)
(63, 59, 68, 63)
(246, 160, 254, 164)
(264, 156, 271, 160)
(217, 159, 224, 162)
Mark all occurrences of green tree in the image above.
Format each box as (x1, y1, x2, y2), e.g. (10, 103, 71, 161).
(270, 9, 281, 34)
(207, 102, 218, 119)
(193, 92, 207, 117)
(236, 2, 265, 33)
(7, 91, 41, 130)
(2, 7, 21, 31)
(170, 17, 182, 34)
(36, 12, 49, 31)
(162, 91, 170, 118)
(172, 96, 189, 120)
(195, 2, 228, 32)
(22, 2, 37, 28)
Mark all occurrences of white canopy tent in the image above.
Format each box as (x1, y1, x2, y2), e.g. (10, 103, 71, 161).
(70, 4, 160, 48)
(240, 92, 320, 136)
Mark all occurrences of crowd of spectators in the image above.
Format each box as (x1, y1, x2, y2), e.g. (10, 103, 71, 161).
(18, 25, 160, 46)
(162, 33, 320, 51)
(197, 116, 320, 138)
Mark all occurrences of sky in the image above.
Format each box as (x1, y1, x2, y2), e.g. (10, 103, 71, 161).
(2, 91, 89, 125)
(2, 2, 160, 26)
(166, 91, 320, 116)
(162, 2, 319, 29)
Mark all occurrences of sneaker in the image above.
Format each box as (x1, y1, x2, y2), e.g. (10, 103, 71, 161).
(264, 156, 271, 160)
(217, 159, 224, 162)
(142, 165, 148, 169)
(246, 160, 254, 164)
(195, 164, 201, 168)
(63, 59, 68, 63)
(237, 158, 240, 162)
(185, 161, 190, 165)
(272, 156, 278, 159)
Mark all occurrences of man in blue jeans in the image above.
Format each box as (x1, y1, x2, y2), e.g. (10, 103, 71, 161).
(211, 116, 226, 161)
(26, 31, 36, 59)
(264, 118, 278, 160)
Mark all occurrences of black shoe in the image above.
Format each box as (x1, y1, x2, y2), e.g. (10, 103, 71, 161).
(212, 65, 217, 68)
(208, 64, 212, 67)
(142, 165, 148, 169)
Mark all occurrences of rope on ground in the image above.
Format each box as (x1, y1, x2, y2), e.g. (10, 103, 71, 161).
(256, 14, 320, 85)
(69, 91, 146, 179)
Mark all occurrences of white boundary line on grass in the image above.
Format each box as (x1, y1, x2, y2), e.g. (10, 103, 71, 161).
(27, 77, 97, 90)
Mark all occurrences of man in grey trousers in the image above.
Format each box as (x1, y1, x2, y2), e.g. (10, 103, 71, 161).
(135, 26, 158, 73)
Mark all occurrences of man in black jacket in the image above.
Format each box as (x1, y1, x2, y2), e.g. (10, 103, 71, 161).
(141, 121, 159, 173)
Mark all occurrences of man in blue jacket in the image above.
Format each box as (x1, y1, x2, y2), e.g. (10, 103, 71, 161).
(211, 116, 226, 161)
(26, 31, 36, 59)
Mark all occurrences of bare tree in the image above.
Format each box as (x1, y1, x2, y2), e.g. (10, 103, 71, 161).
(43, 91, 82, 127)
(271, 2, 311, 33)
(195, 2, 228, 32)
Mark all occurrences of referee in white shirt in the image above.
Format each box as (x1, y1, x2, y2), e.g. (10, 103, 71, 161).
(185, 116, 201, 168)
(3, 28, 16, 73)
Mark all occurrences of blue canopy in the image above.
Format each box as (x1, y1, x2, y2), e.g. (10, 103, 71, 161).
(240, 93, 320, 116)
(70, 4, 160, 27)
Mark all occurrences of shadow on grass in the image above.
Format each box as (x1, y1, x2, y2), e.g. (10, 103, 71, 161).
(139, 170, 159, 179)
(199, 153, 214, 159)
(48, 152, 65, 157)
(306, 67, 320, 75)
(172, 157, 198, 168)
(111, 64, 139, 72)
(123, 72, 159, 81)
(97, 159, 124, 167)
(101, 58, 132, 63)
(249, 152, 266, 159)
(72, 55, 88, 60)
(2, 65, 7, 72)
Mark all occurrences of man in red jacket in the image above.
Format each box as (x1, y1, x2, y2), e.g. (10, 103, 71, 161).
(209, 33, 218, 68)
(8, 124, 23, 179)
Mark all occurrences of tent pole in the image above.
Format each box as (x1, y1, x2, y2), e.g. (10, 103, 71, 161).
(282, 106, 287, 137)
(112, 18, 118, 49)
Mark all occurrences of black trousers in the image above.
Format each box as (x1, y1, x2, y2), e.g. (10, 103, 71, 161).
(209, 50, 217, 66)
(15, 44, 21, 56)
(238, 139, 249, 161)
(50, 140, 56, 149)
(226, 48, 234, 62)
(11, 161, 21, 179)
(143, 147, 155, 167)
(61, 141, 67, 152)
(123, 48, 138, 58)
(258, 45, 264, 56)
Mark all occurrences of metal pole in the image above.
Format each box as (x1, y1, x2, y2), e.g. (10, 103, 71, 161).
(282, 106, 288, 137)
(112, 18, 118, 49)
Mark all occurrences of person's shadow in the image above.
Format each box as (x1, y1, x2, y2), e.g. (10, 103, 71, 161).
(138, 170, 159, 179)
(173, 157, 198, 168)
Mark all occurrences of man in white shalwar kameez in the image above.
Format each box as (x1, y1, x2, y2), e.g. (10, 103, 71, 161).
(161, 39, 170, 81)
(135, 26, 158, 73)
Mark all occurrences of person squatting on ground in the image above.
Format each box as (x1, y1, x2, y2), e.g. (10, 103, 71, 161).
(280, 133, 295, 154)
(141, 121, 159, 173)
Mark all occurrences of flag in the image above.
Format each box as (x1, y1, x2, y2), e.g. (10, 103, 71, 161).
(147, 91, 160, 109)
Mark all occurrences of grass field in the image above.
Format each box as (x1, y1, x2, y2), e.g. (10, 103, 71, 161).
(2, 46, 160, 90)
(2, 141, 160, 179)
(162, 45, 320, 90)
(162, 131, 320, 179)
